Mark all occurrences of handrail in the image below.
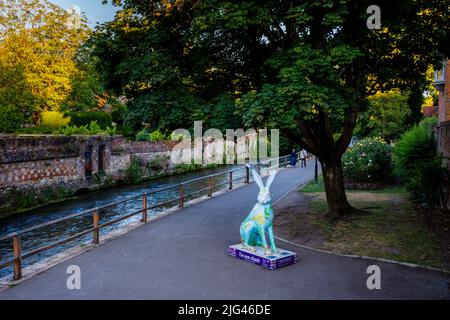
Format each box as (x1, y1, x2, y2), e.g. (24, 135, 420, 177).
(0, 152, 299, 280)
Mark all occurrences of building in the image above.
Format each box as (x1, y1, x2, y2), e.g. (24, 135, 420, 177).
(434, 61, 450, 210)
(434, 61, 450, 168)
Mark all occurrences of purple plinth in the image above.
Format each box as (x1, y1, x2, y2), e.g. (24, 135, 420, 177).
(228, 244, 298, 270)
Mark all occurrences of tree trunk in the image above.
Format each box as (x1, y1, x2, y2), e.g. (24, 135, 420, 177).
(320, 154, 356, 220)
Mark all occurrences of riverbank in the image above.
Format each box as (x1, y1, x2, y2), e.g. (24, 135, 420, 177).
(273, 180, 448, 270)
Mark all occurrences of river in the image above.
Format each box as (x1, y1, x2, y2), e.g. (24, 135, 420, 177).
(0, 164, 250, 278)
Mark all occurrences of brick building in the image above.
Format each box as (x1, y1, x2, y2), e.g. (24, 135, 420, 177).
(434, 61, 450, 168)
(434, 61, 450, 210)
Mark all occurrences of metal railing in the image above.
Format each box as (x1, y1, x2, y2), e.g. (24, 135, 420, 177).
(0, 153, 296, 280)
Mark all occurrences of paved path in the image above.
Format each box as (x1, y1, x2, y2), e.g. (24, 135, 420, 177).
(1, 160, 449, 299)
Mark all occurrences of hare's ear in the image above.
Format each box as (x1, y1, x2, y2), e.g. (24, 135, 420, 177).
(252, 169, 264, 190)
(265, 170, 278, 190)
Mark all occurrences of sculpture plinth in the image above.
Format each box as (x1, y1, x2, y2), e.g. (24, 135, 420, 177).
(228, 244, 297, 270)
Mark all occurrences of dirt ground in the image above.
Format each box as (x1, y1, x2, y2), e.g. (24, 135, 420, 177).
(273, 191, 326, 247)
(273, 189, 450, 270)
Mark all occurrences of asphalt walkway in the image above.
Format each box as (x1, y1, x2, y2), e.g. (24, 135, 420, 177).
(1, 160, 449, 299)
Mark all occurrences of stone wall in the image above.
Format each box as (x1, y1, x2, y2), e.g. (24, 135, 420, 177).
(0, 135, 182, 217)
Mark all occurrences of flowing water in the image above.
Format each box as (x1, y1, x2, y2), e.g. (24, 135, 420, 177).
(0, 165, 249, 278)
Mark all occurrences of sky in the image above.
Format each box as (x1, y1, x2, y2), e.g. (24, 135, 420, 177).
(48, 0, 118, 27)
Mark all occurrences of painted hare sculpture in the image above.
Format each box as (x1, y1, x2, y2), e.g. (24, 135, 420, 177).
(240, 168, 278, 256)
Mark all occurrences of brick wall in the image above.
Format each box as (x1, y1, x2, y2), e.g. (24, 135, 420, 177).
(0, 158, 82, 187)
(0, 135, 183, 217)
(439, 121, 450, 169)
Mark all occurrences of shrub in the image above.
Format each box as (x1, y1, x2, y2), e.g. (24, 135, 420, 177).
(0, 104, 25, 132)
(65, 111, 112, 128)
(342, 137, 392, 184)
(419, 116, 438, 131)
(40, 111, 71, 128)
(124, 157, 145, 184)
(147, 155, 169, 174)
(116, 125, 134, 140)
(56, 120, 116, 136)
(135, 129, 149, 141)
(148, 130, 166, 141)
(110, 100, 126, 125)
(393, 125, 448, 207)
(17, 126, 55, 134)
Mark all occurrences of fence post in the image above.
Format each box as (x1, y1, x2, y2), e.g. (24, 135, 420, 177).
(208, 177, 213, 197)
(93, 209, 99, 245)
(179, 184, 184, 208)
(12, 235, 22, 281)
(142, 193, 148, 223)
(229, 171, 233, 190)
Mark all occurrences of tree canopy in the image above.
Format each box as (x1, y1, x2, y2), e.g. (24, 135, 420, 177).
(0, 0, 103, 131)
(93, 0, 448, 218)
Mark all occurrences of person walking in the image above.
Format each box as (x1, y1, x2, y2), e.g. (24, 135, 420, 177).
(289, 148, 298, 167)
(300, 149, 307, 168)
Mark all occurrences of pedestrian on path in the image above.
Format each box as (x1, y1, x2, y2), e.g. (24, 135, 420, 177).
(289, 148, 298, 167)
(300, 149, 307, 168)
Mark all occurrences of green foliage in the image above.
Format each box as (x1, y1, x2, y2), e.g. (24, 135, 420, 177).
(110, 100, 127, 125)
(0, 104, 25, 133)
(65, 111, 112, 128)
(62, 71, 103, 112)
(393, 125, 448, 207)
(148, 130, 166, 141)
(124, 157, 145, 184)
(147, 155, 169, 173)
(116, 125, 134, 139)
(355, 91, 411, 143)
(0, 63, 37, 131)
(342, 138, 393, 184)
(0, 0, 90, 112)
(90, 0, 447, 216)
(419, 116, 438, 131)
(56, 120, 116, 136)
(174, 163, 204, 173)
(135, 129, 149, 141)
(40, 111, 71, 128)
(16, 126, 56, 134)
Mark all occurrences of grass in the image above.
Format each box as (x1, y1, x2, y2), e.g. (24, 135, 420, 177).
(300, 175, 407, 196)
(300, 186, 445, 269)
(301, 175, 325, 193)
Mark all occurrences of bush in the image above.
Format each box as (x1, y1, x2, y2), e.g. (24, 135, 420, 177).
(148, 130, 166, 141)
(393, 125, 448, 207)
(65, 111, 112, 128)
(419, 116, 438, 131)
(56, 121, 116, 136)
(135, 129, 149, 141)
(116, 125, 134, 140)
(40, 111, 71, 128)
(342, 137, 392, 185)
(124, 157, 145, 184)
(17, 126, 55, 134)
(0, 104, 25, 132)
(110, 100, 126, 125)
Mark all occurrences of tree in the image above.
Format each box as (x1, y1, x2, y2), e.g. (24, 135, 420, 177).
(355, 91, 411, 143)
(98, 0, 449, 219)
(0, 0, 90, 126)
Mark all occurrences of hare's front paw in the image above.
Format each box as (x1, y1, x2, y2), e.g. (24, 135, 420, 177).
(271, 248, 279, 254)
(264, 248, 271, 256)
